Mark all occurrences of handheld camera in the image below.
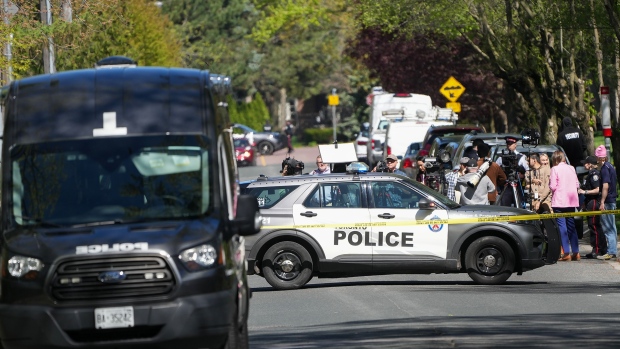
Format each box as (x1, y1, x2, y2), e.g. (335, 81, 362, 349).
(281, 157, 304, 176)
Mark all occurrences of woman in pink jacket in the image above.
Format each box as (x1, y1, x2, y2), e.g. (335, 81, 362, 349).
(549, 150, 581, 261)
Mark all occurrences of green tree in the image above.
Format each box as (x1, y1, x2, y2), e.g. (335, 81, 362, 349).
(1, 0, 181, 82)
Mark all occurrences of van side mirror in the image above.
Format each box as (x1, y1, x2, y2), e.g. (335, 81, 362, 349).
(230, 194, 262, 238)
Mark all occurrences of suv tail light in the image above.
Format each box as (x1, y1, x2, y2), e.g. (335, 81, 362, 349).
(402, 158, 413, 168)
(418, 149, 429, 157)
(371, 140, 377, 150)
(387, 146, 392, 155)
(357, 140, 367, 146)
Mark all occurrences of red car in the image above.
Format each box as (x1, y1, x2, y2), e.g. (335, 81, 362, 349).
(235, 138, 257, 166)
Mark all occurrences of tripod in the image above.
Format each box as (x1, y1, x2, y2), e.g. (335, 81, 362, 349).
(496, 171, 527, 209)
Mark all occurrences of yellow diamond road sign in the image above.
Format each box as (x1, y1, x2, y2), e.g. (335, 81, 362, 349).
(440, 76, 465, 102)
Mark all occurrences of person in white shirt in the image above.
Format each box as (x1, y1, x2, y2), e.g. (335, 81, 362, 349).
(309, 156, 331, 175)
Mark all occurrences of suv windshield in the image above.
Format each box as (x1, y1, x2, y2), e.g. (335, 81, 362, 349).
(11, 135, 211, 227)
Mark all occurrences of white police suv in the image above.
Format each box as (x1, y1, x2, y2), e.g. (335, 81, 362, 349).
(241, 163, 559, 290)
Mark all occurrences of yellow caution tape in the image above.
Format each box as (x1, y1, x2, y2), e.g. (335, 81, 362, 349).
(261, 209, 620, 230)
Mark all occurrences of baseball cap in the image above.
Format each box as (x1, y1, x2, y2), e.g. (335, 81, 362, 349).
(505, 136, 519, 144)
(466, 157, 478, 167)
(460, 157, 470, 164)
(581, 155, 597, 165)
(386, 154, 398, 161)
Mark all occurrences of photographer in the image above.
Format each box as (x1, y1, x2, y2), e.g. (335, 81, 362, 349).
(477, 143, 506, 205)
(281, 157, 304, 176)
(372, 154, 406, 176)
(455, 157, 495, 205)
(525, 154, 551, 213)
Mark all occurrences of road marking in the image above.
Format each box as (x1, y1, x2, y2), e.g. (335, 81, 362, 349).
(260, 155, 266, 167)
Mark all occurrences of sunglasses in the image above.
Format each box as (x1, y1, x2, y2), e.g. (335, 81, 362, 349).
(317, 162, 324, 165)
(386, 159, 396, 163)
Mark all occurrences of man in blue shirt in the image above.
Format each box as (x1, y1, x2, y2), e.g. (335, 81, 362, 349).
(595, 145, 618, 260)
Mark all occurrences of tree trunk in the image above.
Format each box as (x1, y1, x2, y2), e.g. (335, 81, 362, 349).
(279, 88, 287, 129)
(40, 0, 55, 74)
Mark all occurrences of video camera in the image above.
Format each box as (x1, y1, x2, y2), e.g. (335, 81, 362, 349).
(521, 128, 540, 147)
(375, 160, 389, 173)
(281, 157, 304, 176)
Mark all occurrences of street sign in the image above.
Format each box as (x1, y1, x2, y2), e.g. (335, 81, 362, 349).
(446, 102, 461, 113)
(328, 95, 339, 106)
(440, 76, 465, 102)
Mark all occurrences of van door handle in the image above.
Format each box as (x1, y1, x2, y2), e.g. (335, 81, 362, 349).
(300, 211, 318, 217)
(378, 213, 395, 219)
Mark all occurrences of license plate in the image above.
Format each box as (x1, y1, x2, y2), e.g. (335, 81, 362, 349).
(94, 306, 134, 329)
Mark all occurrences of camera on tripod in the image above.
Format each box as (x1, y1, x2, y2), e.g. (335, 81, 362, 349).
(521, 128, 540, 146)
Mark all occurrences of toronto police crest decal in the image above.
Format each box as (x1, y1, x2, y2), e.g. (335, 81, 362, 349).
(428, 215, 444, 232)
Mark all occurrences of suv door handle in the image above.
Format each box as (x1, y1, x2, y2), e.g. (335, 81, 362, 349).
(378, 213, 395, 219)
(300, 211, 318, 217)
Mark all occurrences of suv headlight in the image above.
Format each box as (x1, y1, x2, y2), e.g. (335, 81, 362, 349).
(8, 256, 44, 278)
(179, 244, 219, 271)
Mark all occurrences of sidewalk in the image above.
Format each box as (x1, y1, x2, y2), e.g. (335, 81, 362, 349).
(259, 145, 321, 167)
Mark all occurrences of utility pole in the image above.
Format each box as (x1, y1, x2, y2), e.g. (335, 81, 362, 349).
(41, 0, 55, 74)
(2, 0, 14, 85)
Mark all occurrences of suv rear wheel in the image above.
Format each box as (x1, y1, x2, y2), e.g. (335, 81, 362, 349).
(262, 241, 313, 290)
(465, 236, 515, 285)
(258, 141, 274, 155)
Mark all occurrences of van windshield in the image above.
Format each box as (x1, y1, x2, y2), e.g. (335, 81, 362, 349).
(10, 135, 212, 227)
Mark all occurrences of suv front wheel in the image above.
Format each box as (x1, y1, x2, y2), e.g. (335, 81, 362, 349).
(465, 236, 515, 285)
(262, 241, 313, 290)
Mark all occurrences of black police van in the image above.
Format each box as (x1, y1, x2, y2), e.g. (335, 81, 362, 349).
(0, 57, 260, 349)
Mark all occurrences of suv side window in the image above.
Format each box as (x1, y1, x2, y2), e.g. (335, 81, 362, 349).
(303, 183, 362, 208)
(370, 181, 421, 209)
(245, 185, 299, 208)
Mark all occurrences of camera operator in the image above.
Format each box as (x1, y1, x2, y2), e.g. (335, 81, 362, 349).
(495, 136, 529, 171)
(372, 154, 407, 176)
(557, 116, 586, 168)
(578, 156, 607, 258)
(281, 157, 304, 176)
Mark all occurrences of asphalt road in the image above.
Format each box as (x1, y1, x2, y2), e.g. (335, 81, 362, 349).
(248, 259, 620, 348)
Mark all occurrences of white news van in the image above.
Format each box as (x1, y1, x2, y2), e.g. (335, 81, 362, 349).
(366, 93, 433, 166)
(382, 114, 456, 161)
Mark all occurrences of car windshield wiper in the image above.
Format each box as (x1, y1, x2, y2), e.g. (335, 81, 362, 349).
(14, 216, 63, 228)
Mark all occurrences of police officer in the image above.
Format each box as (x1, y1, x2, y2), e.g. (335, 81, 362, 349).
(578, 155, 607, 258)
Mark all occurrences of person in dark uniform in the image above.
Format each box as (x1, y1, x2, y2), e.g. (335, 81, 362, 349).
(556, 116, 586, 168)
(578, 156, 607, 258)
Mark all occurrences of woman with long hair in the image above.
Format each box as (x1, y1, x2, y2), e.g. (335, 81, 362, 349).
(549, 151, 581, 261)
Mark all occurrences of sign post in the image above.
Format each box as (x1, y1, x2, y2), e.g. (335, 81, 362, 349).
(601, 86, 612, 154)
(440, 76, 465, 113)
(328, 89, 339, 142)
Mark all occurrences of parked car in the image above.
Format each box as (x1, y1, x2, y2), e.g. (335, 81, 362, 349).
(450, 133, 522, 171)
(232, 123, 285, 155)
(399, 141, 424, 178)
(235, 137, 257, 166)
(418, 125, 486, 157)
(354, 122, 370, 163)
